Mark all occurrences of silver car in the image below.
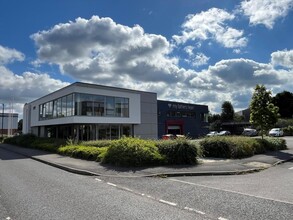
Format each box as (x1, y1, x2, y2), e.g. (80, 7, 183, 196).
(269, 128, 284, 137)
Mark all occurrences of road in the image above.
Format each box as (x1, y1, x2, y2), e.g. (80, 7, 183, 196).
(0, 148, 204, 220)
(1, 138, 292, 220)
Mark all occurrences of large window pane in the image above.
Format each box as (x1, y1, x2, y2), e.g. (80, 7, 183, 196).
(61, 96, 67, 117)
(66, 94, 73, 116)
(106, 97, 115, 116)
(93, 95, 104, 116)
(57, 98, 62, 117)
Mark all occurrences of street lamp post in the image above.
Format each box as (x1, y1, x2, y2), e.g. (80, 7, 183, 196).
(1, 103, 4, 137)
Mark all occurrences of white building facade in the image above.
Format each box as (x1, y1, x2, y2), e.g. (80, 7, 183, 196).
(0, 113, 18, 136)
(23, 82, 158, 140)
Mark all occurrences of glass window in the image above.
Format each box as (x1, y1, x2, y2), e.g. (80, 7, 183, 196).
(80, 94, 93, 116)
(53, 100, 57, 118)
(93, 95, 105, 116)
(61, 96, 67, 117)
(106, 97, 115, 116)
(57, 98, 62, 117)
(66, 94, 73, 116)
(200, 113, 208, 122)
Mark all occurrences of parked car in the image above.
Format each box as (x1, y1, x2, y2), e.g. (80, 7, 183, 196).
(217, 130, 231, 136)
(242, 128, 258, 137)
(162, 134, 176, 140)
(206, 131, 218, 137)
(268, 128, 284, 137)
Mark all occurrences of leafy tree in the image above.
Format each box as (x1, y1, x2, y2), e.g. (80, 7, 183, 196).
(221, 101, 234, 122)
(18, 119, 23, 131)
(208, 113, 221, 131)
(250, 85, 279, 139)
(272, 91, 293, 118)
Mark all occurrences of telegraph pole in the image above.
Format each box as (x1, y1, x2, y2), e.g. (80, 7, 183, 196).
(1, 103, 4, 137)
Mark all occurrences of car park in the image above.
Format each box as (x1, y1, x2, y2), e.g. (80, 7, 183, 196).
(206, 131, 218, 137)
(217, 130, 231, 136)
(242, 128, 258, 137)
(268, 128, 284, 137)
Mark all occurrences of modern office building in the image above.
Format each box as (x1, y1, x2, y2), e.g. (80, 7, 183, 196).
(0, 113, 18, 136)
(23, 82, 209, 140)
(157, 100, 209, 138)
(23, 82, 157, 140)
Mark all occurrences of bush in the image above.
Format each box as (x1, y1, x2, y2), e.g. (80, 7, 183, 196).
(58, 145, 108, 161)
(200, 136, 287, 159)
(103, 137, 164, 167)
(260, 137, 287, 151)
(4, 134, 38, 147)
(283, 125, 293, 136)
(79, 140, 112, 148)
(155, 138, 201, 165)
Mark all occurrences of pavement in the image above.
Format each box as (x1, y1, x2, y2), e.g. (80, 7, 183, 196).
(0, 139, 292, 177)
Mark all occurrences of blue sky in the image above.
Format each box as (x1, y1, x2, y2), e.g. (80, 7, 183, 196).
(1, 0, 293, 118)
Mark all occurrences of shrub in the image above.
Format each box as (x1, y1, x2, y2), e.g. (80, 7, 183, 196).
(200, 136, 287, 159)
(4, 134, 38, 147)
(58, 145, 108, 161)
(79, 140, 112, 148)
(155, 138, 201, 165)
(283, 126, 293, 136)
(103, 137, 164, 167)
(260, 137, 287, 151)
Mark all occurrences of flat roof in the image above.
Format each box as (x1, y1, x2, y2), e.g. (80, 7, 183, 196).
(27, 81, 157, 104)
(157, 99, 208, 108)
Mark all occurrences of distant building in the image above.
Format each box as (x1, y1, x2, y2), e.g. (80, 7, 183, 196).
(0, 113, 18, 136)
(157, 100, 209, 138)
(236, 108, 250, 122)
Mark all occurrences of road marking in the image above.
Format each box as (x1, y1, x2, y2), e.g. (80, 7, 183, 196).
(107, 182, 117, 187)
(289, 167, 293, 170)
(218, 217, 228, 220)
(184, 207, 205, 215)
(170, 178, 293, 205)
(120, 187, 133, 192)
(94, 178, 102, 182)
(6, 217, 11, 220)
(159, 199, 177, 206)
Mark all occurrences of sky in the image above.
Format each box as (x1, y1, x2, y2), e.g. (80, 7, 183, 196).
(1, 0, 293, 119)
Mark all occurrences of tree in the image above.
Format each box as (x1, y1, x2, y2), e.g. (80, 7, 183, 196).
(250, 85, 279, 139)
(221, 101, 234, 122)
(272, 91, 293, 118)
(208, 113, 221, 131)
(18, 119, 23, 131)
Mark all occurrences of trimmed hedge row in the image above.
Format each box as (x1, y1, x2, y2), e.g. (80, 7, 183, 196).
(200, 136, 287, 159)
(3, 135, 201, 167)
(3, 134, 288, 166)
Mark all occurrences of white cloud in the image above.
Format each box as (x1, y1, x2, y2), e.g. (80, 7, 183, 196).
(0, 56, 69, 119)
(27, 16, 293, 115)
(0, 45, 25, 64)
(31, 16, 187, 84)
(191, 53, 210, 67)
(184, 46, 194, 56)
(0, 66, 69, 103)
(173, 8, 247, 49)
(240, 0, 293, 29)
(271, 49, 293, 68)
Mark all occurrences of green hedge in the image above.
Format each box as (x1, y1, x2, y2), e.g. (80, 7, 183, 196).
(3, 134, 288, 166)
(155, 138, 201, 165)
(200, 136, 287, 159)
(58, 145, 108, 161)
(102, 137, 164, 167)
(4, 134, 65, 152)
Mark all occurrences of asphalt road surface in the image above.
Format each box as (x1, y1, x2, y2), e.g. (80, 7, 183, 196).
(1, 138, 292, 220)
(0, 148, 205, 220)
